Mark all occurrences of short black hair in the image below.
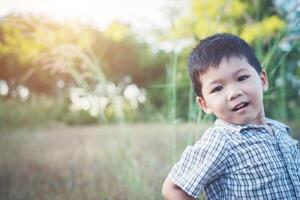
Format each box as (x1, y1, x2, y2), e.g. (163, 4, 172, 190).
(188, 33, 262, 97)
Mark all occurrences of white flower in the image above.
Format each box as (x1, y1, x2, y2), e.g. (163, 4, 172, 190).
(0, 80, 9, 96)
(17, 85, 30, 101)
(68, 76, 147, 119)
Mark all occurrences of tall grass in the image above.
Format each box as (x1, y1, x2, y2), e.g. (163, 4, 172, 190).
(258, 27, 300, 122)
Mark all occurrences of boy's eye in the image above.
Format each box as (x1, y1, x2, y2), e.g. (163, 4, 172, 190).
(211, 86, 223, 93)
(238, 75, 250, 81)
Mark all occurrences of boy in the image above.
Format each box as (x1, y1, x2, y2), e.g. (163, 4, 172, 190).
(162, 33, 300, 199)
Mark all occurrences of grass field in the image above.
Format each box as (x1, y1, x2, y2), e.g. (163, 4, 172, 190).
(0, 123, 207, 200)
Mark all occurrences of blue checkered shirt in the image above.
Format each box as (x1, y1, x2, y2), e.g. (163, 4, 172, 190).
(168, 118, 300, 199)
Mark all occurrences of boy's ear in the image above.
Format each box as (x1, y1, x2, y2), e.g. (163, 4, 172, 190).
(260, 70, 269, 92)
(196, 96, 212, 114)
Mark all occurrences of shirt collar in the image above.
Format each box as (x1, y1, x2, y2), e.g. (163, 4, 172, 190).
(214, 118, 290, 134)
(265, 118, 291, 134)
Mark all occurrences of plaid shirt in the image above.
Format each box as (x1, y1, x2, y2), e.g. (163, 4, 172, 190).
(168, 118, 300, 199)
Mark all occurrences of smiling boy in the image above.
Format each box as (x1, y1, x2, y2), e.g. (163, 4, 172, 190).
(162, 33, 300, 199)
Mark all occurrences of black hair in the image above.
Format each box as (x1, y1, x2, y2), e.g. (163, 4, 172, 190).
(188, 33, 262, 97)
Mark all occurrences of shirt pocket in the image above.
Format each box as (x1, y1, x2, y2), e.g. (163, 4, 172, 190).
(230, 160, 275, 177)
(226, 159, 281, 192)
(227, 141, 281, 180)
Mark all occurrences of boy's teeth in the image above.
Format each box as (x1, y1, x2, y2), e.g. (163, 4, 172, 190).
(237, 103, 244, 109)
(233, 102, 248, 111)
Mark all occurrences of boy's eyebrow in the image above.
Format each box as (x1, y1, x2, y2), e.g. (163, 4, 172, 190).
(233, 68, 249, 76)
(207, 79, 222, 86)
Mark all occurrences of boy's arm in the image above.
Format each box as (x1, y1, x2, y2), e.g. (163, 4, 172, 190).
(162, 177, 196, 200)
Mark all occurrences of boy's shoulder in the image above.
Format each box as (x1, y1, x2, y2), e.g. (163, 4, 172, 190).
(197, 121, 234, 145)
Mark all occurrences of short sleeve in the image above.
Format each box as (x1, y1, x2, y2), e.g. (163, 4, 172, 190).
(167, 128, 228, 198)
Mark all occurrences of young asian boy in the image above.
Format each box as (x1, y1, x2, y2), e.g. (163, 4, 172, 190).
(162, 33, 300, 200)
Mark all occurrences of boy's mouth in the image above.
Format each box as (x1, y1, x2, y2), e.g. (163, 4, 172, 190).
(232, 102, 249, 112)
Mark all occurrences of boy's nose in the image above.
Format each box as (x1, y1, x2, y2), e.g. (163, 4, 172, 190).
(227, 87, 242, 101)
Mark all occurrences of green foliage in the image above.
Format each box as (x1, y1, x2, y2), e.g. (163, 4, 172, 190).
(0, 95, 64, 130)
(0, 92, 112, 130)
(61, 110, 98, 125)
(170, 0, 285, 42)
(97, 27, 168, 87)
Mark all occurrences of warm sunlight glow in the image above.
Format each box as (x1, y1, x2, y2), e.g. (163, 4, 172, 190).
(1, 0, 169, 33)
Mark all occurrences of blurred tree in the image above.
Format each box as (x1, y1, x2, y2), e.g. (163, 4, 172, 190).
(170, 0, 285, 42)
(0, 14, 95, 94)
(93, 21, 168, 87)
(0, 14, 169, 96)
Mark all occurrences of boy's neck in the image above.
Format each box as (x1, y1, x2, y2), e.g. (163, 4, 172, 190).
(219, 116, 267, 126)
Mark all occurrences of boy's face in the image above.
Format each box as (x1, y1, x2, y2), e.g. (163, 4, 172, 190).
(197, 56, 268, 125)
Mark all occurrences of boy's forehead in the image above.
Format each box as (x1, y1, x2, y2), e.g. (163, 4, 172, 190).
(200, 56, 252, 83)
(217, 56, 249, 68)
(201, 55, 245, 71)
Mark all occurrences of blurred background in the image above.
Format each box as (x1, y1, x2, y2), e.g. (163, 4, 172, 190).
(0, 0, 299, 199)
